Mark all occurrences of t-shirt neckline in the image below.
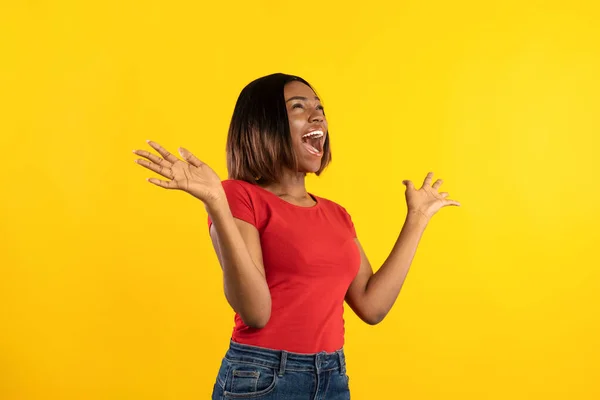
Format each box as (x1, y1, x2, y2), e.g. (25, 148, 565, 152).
(252, 183, 321, 210)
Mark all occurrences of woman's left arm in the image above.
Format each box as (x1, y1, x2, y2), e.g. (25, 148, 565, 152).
(345, 172, 460, 325)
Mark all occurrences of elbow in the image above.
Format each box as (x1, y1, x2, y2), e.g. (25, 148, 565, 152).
(364, 316, 383, 326)
(240, 300, 272, 329)
(349, 299, 387, 325)
(246, 319, 269, 329)
(363, 310, 386, 326)
(225, 285, 272, 329)
(242, 311, 271, 329)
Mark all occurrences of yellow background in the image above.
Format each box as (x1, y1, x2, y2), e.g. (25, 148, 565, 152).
(1, 1, 599, 399)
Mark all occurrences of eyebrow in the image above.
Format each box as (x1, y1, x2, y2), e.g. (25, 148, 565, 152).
(285, 96, 320, 103)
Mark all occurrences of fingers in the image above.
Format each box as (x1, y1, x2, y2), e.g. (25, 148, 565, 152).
(422, 172, 434, 188)
(147, 177, 178, 189)
(178, 147, 204, 168)
(133, 149, 171, 168)
(435, 178, 459, 205)
(146, 140, 179, 164)
(444, 199, 461, 207)
(135, 158, 174, 180)
(402, 180, 415, 190)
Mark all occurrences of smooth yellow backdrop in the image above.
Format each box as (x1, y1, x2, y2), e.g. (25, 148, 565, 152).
(1, 1, 599, 399)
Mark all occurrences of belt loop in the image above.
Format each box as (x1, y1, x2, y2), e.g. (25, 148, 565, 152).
(337, 349, 346, 375)
(278, 350, 288, 377)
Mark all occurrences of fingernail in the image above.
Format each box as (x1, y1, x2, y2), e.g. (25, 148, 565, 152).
(146, 139, 151, 143)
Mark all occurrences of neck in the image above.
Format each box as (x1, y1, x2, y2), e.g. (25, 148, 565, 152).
(261, 169, 308, 198)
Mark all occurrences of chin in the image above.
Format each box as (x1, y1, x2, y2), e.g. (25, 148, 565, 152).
(299, 162, 322, 174)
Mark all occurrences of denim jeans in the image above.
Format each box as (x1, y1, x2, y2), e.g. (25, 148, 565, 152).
(212, 340, 351, 399)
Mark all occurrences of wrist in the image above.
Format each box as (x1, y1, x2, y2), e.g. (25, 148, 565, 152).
(204, 193, 229, 215)
(406, 209, 430, 226)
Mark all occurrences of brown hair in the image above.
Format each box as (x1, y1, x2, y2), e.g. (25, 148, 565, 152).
(226, 73, 331, 184)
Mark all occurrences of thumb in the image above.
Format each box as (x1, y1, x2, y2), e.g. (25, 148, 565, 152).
(402, 180, 415, 190)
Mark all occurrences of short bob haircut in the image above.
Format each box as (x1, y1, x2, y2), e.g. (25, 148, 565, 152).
(226, 73, 332, 185)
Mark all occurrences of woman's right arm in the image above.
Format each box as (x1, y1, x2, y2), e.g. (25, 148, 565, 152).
(132, 141, 271, 328)
(207, 199, 271, 329)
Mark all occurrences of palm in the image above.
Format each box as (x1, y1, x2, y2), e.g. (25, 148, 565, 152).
(133, 140, 223, 204)
(402, 172, 460, 219)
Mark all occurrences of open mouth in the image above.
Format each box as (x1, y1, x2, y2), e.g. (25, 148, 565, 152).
(301, 130, 324, 156)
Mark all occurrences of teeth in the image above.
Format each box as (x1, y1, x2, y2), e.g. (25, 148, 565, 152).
(302, 130, 324, 139)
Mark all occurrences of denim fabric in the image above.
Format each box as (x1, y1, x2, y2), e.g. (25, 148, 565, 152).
(212, 340, 351, 399)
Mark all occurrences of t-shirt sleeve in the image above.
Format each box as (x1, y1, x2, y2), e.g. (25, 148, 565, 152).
(207, 180, 257, 229)
(341, 206, 357, 238)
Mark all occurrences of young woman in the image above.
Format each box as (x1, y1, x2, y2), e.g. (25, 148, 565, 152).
(132, 73, 460, 399)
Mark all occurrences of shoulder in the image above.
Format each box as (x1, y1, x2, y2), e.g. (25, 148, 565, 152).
(315, 195, 357, 236)
(221, 179, 272, 211)
(221, 178, 257, 190)
(219, 179, 261, 205)
(314, 195, 353, 218)
(217, 179, 266, 228)
(313, 193, 347, 210)
(220, 179, 263, 198)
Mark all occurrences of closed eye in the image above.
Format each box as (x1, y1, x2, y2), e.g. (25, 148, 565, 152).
(291, 103, 325, 113)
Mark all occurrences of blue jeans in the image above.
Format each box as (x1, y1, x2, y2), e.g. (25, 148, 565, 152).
(212, 340, 351, 399)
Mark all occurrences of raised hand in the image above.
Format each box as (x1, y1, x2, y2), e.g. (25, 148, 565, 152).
(132, 140, 225, 206)
(402, 172, 460, 220)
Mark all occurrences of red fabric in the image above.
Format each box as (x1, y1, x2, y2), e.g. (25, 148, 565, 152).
(207, 179, 361, 353)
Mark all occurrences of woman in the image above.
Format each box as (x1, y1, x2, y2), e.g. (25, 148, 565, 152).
(132, 73, 460, 399)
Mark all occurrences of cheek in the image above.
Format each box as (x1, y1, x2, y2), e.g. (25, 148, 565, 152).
(288, 116, 304, 136)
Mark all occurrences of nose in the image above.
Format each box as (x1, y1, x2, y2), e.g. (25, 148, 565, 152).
(309, 109, 324, 123)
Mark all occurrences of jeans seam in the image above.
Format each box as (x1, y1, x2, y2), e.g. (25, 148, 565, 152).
(225, 357, 278, 370)
(322, 370, 332, 398)
(223, 372, 278, 399)
(225, 357, 339, 373)
(217, 363, 230, 390)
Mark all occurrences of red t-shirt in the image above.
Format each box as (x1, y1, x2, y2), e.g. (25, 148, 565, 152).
(207, 179, 361, 353)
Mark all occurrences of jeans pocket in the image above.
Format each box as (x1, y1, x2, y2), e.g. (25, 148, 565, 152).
(223, 362, 277, 399)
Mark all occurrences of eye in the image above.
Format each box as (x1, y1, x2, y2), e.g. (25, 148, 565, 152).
(316, 105, 325, 111)
(292, 103, 304, 109)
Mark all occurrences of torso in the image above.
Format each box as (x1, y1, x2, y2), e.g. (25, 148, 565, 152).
(218, 179, 361, 353)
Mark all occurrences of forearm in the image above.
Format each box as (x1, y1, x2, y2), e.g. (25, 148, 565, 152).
(207, 201, 271, 328)
(364, 211, 429, 322)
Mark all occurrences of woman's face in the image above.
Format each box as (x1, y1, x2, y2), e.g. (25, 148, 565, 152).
(284, 81, 328, 173)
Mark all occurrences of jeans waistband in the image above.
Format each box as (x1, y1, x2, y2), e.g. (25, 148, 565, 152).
(226, 340, 347, 377)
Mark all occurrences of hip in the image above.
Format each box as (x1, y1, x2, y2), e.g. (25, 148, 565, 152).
(212, 339, 351, 400)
